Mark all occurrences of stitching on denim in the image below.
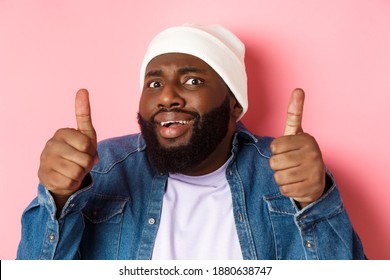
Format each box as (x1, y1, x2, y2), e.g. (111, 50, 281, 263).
(232, 161, 258, 259)
(308, 222, 320, 260)
(116, 212, 124, 259)
(263, 194, 296, 215)
(298, 205, 344, 226)
(92, 149, 140, 174)
(312, 223, 320, 259)
(78, 212, 85, 259)
(269, 209, 295, 215)
(267, 209, 279, 259)
(296, 220, 307, 259)
(39, 225, 48, 260)
(242, 142, 271, 159)
(315, 210, 353, 259)
(87, 193, 129, 201)
(82, 196, 128, 223)
(136, 174, 162, 260)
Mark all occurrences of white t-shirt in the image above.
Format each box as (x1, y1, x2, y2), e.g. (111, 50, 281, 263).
(152, 159, 243, 259)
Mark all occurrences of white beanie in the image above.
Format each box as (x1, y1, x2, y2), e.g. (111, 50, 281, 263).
(139, 24, 248, 120)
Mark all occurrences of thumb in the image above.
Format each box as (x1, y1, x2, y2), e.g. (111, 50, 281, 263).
(75, 89, 97, 142)
(284, 88, 305, 136)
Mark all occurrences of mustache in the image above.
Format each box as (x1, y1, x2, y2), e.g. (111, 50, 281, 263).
(150, 108, 200, 123)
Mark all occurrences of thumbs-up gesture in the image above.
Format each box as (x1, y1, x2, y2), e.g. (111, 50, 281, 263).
(270, 89, 326, 208)
(38, 89, 98, 210)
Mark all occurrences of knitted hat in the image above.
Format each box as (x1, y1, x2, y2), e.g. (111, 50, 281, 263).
(139, 24, 248, 120)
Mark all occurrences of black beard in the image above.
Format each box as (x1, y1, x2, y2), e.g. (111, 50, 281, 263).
(137, 96, 231, 174)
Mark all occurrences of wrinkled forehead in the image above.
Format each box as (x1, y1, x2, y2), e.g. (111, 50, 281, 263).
(144, 53, 216, 75)
(143, 53, 228, 91)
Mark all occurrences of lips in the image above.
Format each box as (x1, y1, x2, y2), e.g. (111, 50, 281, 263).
(160, 120, 191, 127)
(153, 111, 197, 140)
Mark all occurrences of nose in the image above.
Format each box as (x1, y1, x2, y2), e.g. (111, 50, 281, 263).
(158, 84, 185, 109)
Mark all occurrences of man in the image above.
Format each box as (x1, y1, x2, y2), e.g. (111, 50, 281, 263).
(17, 24, 365, 259)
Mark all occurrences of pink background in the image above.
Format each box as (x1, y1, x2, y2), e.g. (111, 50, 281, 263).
(1, 0, 389, 260)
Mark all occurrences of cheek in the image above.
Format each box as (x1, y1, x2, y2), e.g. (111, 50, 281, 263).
(186, 90, 225, 114)
(138, 94, 155, 118)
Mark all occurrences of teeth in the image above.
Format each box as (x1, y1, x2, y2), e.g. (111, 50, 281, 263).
(160, 120, 190, 127)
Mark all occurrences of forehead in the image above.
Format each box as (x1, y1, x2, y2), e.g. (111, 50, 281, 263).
(145, 53, 215, 73)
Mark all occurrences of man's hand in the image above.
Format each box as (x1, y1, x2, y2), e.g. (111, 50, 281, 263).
(38, 89, 98, 210)
(269, 88, 325, 208)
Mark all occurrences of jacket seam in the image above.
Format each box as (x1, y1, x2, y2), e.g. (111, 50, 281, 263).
(116, 212, 125, 259)
(92, 149, 141, 174)
(233, 162, 258, 259)
(315, 210, 352, 259)
(297, 205, 345, 227)
(267, 209, 279, 259)
(242, 142, 271, 159)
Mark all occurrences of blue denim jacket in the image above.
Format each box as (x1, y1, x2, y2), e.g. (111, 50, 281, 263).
(17, 123, 365, 259)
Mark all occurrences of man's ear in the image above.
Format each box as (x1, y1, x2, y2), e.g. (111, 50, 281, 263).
(229, 94, 243, 120)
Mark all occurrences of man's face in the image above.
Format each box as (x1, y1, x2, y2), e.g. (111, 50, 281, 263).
(138, 53, 240, 174)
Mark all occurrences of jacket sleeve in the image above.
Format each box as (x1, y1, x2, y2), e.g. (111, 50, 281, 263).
(17, 181, 93, 260)
(294, 169, 366, 259)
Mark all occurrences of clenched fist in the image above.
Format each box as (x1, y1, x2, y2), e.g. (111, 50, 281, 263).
(38, 89, 99, 211)
(270, 89, 326, 208)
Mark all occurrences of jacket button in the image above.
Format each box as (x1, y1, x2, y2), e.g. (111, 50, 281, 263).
(48, 233, 55, 242)
(148, 218, 155, 225)
(305, 241, 313, 248)
(92, 210, 98, 218)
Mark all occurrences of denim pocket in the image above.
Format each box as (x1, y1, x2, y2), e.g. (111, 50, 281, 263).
(80, 194, 129, 259)
(83, 193, 128, 224)
(263, 193, 305, 259)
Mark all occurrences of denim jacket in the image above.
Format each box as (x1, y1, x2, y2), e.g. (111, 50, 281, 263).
(17, 123, 365, 259)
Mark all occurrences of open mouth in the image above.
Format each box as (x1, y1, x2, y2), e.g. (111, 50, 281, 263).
(160, 120, 192, 127)
(156, 118, 196, 140)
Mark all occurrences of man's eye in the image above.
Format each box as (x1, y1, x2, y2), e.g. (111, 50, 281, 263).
(184, 78, 203, 85)
(148, 81, 162, 88)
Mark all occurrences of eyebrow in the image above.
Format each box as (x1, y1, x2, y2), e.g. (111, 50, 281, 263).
(177, 66, 207, 75)
(145, 69, 163, 78)
(145, 66, 207, 78)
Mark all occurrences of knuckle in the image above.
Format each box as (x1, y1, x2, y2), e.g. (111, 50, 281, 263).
(44, 137, 57, 151)
(37, 167, 47, 183)
(306, 133, 315, 141)
(54, 128, 64, 136)
(270, 142, 277, 153)
(270, 138, 282, 152)
(308, 150, 323, 165)
(69, 166, 86, 181)
(55, 127, 72, 137)
(273, 171, 282, 184)
(81, 155, 94, 170)
(38, 155, 57, 179)
(269, 156, 277, 170)
(39, 149, 48, 162)
(78, 136, 93, 152)
(279, 185, 291, 196)
(62, 177, 78, 190)
(303, 133, 317, 146)
(41, 142, 58, 159)
(55, 128, 66, 134)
